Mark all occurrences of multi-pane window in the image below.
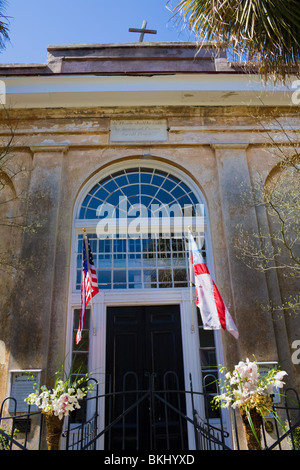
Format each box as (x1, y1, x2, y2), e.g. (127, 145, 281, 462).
(79, 167, 200, 220)
(75, 234, 206, 290)
(72, 309, 90, 375)
(198, 311, 219, 419)
(70, 309, 90, 423)
(75, 167, 205, 291)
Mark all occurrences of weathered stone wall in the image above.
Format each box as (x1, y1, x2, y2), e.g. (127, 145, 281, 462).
(0, 105, 299, 401)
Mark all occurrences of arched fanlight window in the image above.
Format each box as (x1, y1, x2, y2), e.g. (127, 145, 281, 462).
(79, 167, 200, 219)
(75, 166, 206, 290)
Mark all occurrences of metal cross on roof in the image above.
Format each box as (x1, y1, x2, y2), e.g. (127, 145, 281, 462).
(129, 20, 157, 42)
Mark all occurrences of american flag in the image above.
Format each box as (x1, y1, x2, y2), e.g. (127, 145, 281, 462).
(76, 236, 99, 344)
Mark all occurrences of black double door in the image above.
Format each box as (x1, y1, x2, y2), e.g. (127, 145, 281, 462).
(105, 304, 188, 449)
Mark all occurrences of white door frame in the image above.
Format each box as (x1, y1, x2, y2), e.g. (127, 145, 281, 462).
(67, 286, 230, 449)
(68, 287, 205, 449)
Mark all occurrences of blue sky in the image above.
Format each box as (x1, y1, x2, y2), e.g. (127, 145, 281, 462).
(0, 0, 195, 64)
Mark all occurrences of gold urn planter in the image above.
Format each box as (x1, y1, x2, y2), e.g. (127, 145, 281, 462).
(240, 408, 263, 450)
(44, 412, 65, 451)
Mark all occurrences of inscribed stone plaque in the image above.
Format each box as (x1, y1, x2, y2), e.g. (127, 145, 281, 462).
(110, 119, 168, 142)
(9, 370, 41, 412)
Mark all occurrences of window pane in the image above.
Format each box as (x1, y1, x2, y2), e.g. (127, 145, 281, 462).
(113, 256, 126, 268)
(174, 269, 187, 282)
(158, 269, 172, 287)
(113, 270, 126, 283)
(128, 238, 141, 252)
(143, 269, 157, 288)
(98, 254, 112, 268)
(99, 239, 112, 253)
(143, 238, 156, 253)
(114, 239, 126, 252)
(98, 270, 111, 289)
(102, 179, 118, 193)
(72, 352, 89, 374)
(72, 310, 90, 371)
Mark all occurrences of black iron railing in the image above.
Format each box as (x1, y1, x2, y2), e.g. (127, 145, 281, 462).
(0, 396, 44, 450)
(62, 372, 232, 450)
(263, 388, 300, 450)
(1, 376, 300, 451)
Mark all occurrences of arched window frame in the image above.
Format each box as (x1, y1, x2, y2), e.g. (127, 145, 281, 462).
(71, 160, 212, 292)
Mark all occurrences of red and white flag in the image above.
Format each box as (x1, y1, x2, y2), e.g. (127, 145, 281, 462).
(76, 236, 99, 344)
(188, 232, 239, 339)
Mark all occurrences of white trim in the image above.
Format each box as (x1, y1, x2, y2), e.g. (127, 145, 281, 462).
(3, 74, 297, 108)
(4, 74, 293, 94)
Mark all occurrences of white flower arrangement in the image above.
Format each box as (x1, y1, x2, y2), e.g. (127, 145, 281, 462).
(25, 369, 96, 420)
(212, 358, 287, 415)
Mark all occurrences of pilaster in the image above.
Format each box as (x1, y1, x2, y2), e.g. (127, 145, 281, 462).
(9, 143, 68, 378)
(211, 142, 278, 361)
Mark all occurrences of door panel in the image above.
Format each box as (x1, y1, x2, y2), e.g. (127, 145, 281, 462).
(105, 305, 187, 450)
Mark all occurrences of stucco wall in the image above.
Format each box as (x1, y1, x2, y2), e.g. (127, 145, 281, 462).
(0, 105, 299, 402)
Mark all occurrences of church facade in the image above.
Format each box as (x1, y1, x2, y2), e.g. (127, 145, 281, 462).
(0, 42, 299, 449)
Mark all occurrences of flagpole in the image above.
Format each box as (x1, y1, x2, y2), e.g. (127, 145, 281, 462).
(189, 252, 195, 333)
(188, 226, 195, 333)
(83, 228, 97, 336)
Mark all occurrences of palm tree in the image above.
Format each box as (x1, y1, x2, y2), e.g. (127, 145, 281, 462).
(0, 0, 9, 51)
(169, 0, 300, 81)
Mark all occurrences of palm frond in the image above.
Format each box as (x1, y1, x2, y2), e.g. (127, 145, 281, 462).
(0, 0, 9, 51)
(169, 0, 300, 81)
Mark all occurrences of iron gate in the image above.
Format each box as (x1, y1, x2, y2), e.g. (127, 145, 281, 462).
(63, 372, 230, 450)
(1, 375, 300, 450)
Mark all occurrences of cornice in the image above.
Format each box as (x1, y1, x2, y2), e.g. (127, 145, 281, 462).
(210, 142, 249, 150)
(30, 141, 69, 153)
